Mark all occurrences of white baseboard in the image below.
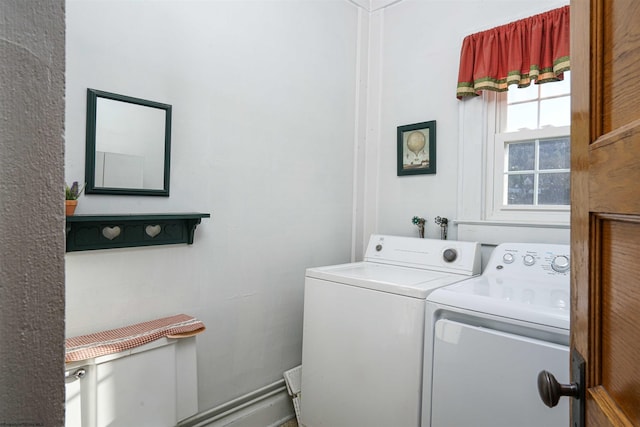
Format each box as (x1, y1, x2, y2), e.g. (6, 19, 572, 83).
(178, 379, 295, 427)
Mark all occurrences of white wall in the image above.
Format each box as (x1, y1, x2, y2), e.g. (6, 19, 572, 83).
(365, 0, 569, 245)
(0, 1, 65, 424)
(65, 0, 361, 413)
(65, 0, 571, 419)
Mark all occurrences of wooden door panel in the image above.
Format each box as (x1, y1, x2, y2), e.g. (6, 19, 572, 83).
(572, 0, 640, 425)
(598, 216, 640, 421)
(589, 124, 640, 213)
(602, 1, 640, 133)
(586, 387, 635, 427)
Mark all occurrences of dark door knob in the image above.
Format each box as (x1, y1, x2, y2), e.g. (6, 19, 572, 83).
(537, 370, 580, 408)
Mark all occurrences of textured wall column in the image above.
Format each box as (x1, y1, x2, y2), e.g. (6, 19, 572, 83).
(0, 1, 66, 425)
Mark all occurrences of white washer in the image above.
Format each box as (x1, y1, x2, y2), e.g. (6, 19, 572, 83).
(300, 234, 481, 427)
(423, 243, 571, 427)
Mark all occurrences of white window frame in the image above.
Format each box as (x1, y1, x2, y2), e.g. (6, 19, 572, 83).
(455, 91, 570, 245)
(482, 88, 570, 223)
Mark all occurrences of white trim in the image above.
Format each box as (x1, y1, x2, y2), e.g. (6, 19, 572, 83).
(457, 95, 488, 222)
(353, 9, 385, 261)
(177, 379, 293, 427)
(455, 219, 569, 228)
(370, 0, 403, 12)
(345, 0, 371, 11)
(351, 7, 370, 262)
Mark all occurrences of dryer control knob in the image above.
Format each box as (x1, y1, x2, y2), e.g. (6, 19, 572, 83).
(502, 253, 515, 264)
(443, 248, 457, 263)
(551, 255, 570, 272)
(523, 254, 536, 266)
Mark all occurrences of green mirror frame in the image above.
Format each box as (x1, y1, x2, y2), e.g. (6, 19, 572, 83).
(85, 88, 172, 196)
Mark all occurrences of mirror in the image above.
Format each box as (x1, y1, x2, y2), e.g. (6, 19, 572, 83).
(85, 89, 172, 196)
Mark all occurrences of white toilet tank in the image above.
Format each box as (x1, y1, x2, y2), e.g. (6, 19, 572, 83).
(65, 337, 198, 427)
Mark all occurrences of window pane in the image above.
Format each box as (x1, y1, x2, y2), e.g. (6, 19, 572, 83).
(506, 102, 538, 131)
(508, 83, 538, 103)
(507, 141, 535, 171)
(538, 172, 570, 205)
(539, 137, 570, 170)
(540, 97, 570, 127)
(540, 72, 571, 98)
(507, 174, 535, 205)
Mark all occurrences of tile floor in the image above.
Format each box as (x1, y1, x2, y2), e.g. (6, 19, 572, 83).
(278, 419, 298, 427)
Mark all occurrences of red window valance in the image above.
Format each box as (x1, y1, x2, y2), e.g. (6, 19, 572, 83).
(456, 5, 570, 99)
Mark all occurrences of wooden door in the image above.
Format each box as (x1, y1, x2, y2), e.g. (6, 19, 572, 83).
(571, 0, 640, 425)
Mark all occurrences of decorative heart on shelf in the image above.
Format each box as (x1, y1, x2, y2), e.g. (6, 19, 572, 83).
(102, 226, 121, 240)
(145, 224, 162, 238)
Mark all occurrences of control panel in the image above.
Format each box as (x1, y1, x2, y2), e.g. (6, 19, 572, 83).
(364, 234, 481, 275)
(489, 243, 571, 279)
(478, 243, 571, 311)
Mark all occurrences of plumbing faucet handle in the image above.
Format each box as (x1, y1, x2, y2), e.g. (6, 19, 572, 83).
(434, 217, 449, 240)
(434, 216, 448, 226)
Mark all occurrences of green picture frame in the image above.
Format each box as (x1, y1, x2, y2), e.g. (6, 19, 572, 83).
(85, 88, 172, 196)
(397, 120, 436, 176)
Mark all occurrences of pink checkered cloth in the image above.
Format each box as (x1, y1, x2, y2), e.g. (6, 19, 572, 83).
(65, 314, 206, 363)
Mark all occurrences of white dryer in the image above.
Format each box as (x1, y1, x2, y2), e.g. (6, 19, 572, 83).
(300, 235, 481, 427)
(423, 243, 571, 427)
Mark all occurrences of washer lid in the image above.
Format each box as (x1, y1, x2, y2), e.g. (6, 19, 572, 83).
(427, 275, 570, 330)
(306, 262, 475, 299)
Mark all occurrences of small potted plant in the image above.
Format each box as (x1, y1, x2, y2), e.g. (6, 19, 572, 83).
(65, 181, 85, 216)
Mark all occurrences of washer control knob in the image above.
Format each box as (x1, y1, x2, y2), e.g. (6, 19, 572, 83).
(502, 253, 515, 264)
(443, 248, 458, 263)
(523, 255, 536, 266)
(551, 255, 570, 273)
(375, 244, 383, 252)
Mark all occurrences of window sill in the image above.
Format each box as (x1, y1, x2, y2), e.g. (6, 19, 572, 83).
(454, 220, 569, 246)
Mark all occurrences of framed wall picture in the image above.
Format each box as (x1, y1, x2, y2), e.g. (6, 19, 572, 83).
(397, 120, 436, 176)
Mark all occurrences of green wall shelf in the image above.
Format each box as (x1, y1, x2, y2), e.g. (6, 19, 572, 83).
(65, 213, 210, 252)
